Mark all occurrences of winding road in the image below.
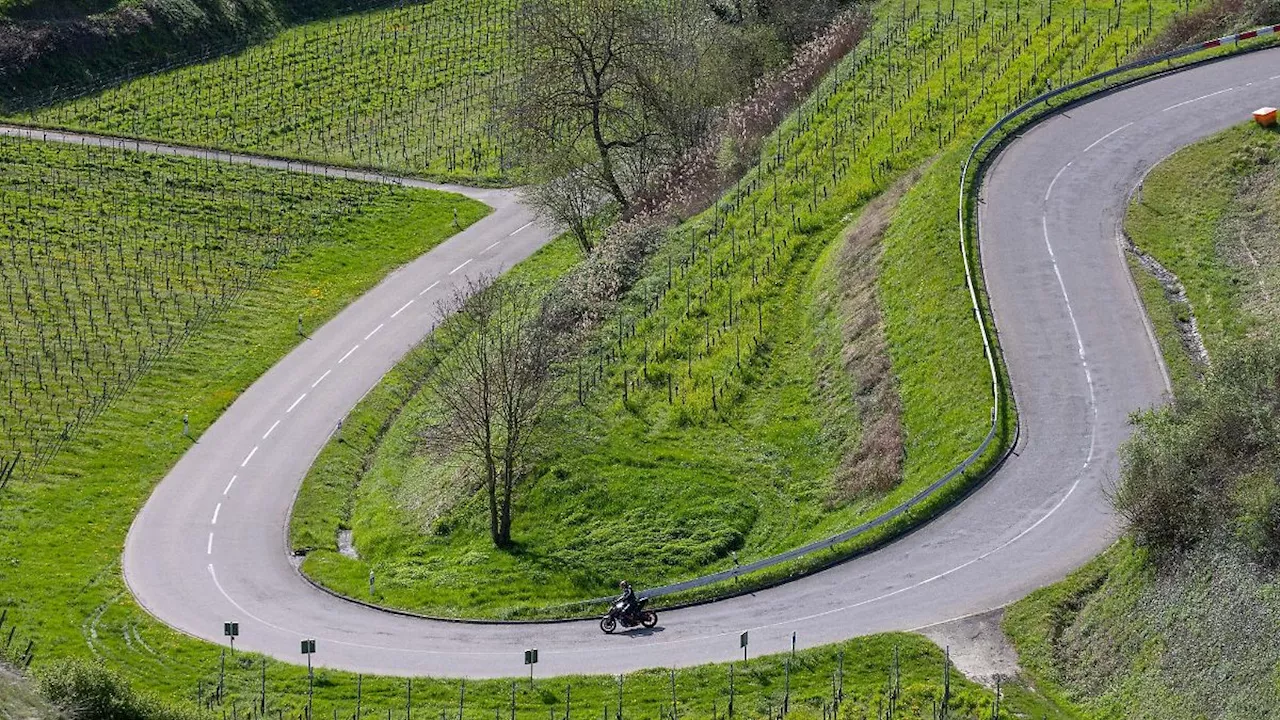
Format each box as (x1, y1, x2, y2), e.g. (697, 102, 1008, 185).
(110, 47, 1280, 678)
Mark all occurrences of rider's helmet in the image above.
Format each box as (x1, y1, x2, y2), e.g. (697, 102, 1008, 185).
(619, 580, 630, 589)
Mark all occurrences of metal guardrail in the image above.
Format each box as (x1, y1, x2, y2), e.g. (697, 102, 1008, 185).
(587, 21, 1280, 609)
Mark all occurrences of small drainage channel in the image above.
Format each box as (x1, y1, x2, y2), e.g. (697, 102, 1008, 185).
(1124, 231, 1210, 370)
(337, 530, 359, 559)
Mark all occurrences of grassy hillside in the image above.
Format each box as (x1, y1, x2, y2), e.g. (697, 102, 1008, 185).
(1123, 124, 1280, 360)
(0, 668, 59, 720)
(9, 0, 515, 183)
(0, 0, 407, 111)
(0, 0, 1237, 717)
(287, 0, 1192, 619)
(0, 140, 487, 695)
(0, 135, 487, 487)
(1005, 123, 1280, 719)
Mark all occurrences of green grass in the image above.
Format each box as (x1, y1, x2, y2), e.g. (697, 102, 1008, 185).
(287, 0, 1193, 619)
(1124, 254, 1200, 393)
(9, 0, 515, 184)
(289, 232, 585, 565)
(1004, 124, 1280, 719)
(0, 143, 486, 692)
(0, 134, 486, 485)
(0, 0, 1227, 713)
(18, 630, 1050, 720)
(1124, 123, 1280, 357)
(1006, 539, 1280, 719)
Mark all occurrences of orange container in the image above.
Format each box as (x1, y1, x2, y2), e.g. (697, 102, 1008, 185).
(1254, 107, 1277, 127)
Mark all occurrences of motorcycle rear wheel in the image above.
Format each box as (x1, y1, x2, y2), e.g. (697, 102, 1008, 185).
(600, 616, 618, 634)
(640, 610, 658, 628)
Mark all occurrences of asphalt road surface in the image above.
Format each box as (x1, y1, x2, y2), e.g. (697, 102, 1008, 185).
(117, 48, 1280, 678)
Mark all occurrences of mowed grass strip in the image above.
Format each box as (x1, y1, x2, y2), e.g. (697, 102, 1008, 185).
(291, 0, 1188, 619)
(1123, 123, 1280, 360)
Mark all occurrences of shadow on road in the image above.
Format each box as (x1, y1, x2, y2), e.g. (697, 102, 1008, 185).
(618, 626, 665, 639)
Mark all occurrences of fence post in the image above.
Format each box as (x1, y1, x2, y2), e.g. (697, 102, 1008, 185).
(669, 670, 676, 720)
(728, 664, 734, 720)
(783, 658, 790, 716)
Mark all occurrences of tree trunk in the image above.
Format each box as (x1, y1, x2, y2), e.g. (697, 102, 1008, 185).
(486, 459, 501, 547)
(591, 99, 632, 216)
(498, 453, 515, 547)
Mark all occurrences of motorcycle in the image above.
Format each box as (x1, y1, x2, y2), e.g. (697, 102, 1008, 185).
(600, 596, 658, 633)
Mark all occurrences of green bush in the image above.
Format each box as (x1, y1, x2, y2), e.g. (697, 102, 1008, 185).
(1116, 335, 1280, 562)
(37, 659, 203, 720)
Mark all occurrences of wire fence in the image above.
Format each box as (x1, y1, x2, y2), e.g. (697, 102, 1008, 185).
(0, 609, 36, 671)
(191, 640, 1001, 720)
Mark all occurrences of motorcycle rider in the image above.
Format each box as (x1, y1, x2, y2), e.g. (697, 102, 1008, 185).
(616, 580, 638, 620)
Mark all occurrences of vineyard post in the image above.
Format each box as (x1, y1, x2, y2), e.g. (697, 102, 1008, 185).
(728, 664, 734, 720)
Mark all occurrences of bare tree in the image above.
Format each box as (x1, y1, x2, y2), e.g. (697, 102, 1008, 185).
(507, 0, 700, 218)
(522, 165, 610, 255)
(418, 278, 562, 548)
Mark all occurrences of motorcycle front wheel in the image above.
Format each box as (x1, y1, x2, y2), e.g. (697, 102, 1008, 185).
(600, 616, 617, 634)
(640, 611, 658, 628)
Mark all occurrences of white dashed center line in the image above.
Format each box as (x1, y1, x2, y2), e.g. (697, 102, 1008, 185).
(207, 533, 214, 555)
(212, 503, 221, 525)
(365, 324, 384, 340)
(391, 299, 414, 318)
(1082, 122, 1132, 153)
(240, 446, 258, 467)
(508, 221, 534, 236)
(223, 475, 237, 495)
(287, 393, 306, 412)
(263, 420, 281, 440)
(1162, 87, 1233, 112)
(449, 259, 473, 275)
(339, 345, 359, 364)
(312, 369, 331, 388)
(1045, 162, 1072, 202)
(482, 240, 501, 253)
(419, 281, 440, 296)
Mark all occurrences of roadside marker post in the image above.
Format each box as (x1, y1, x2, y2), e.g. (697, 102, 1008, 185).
(522, 648, 537, 686)
(301, 639, 316, 720)
(739, 631, 748, 662)
(223, 621, 239, 652)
